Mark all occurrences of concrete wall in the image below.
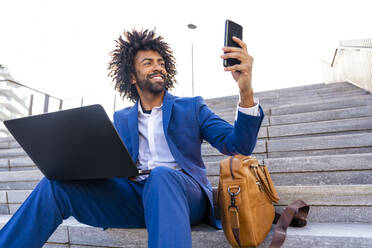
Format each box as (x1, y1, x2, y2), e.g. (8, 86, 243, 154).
(322, 39, 372, 93)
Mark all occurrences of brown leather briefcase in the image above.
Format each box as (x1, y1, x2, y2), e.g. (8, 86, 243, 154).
(217, 155, 309, 248)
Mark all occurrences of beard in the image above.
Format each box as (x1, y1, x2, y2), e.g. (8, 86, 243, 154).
(135, 72, 167, 94)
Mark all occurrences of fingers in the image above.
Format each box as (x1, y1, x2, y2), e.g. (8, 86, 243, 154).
(221, 36, 249, 61)
(220, 51, 245, 61)
(221, 49, 253, 70)
(223, 64, 239, 72)
(224, 63, 252, 72)
(222, 36, 247, 52)
(222, 46, 242, 53)
(221, 36, 253, 75)
(223, 56, 253, 72)
(232, 36, 247, 50)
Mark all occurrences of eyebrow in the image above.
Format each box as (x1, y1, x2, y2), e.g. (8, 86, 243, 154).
(140, 57, 165, 63)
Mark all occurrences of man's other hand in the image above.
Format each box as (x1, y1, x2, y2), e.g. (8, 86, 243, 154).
(221, 36, 255, 107)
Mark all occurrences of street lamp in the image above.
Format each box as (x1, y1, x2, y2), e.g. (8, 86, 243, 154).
(187, 23, 197, 96)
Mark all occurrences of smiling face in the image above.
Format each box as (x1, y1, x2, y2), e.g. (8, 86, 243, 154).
(131, 50, 168, 96)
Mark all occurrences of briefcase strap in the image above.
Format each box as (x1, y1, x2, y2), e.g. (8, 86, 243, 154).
(269, 199, 310, 248)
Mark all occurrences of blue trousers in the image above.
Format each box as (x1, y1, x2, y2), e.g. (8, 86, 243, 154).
(0, 166, 208, 248)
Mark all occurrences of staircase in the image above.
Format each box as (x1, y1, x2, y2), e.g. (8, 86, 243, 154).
(1, 81, 372, 247)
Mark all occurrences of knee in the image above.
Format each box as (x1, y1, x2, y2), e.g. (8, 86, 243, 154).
(144, 167, 184, 198)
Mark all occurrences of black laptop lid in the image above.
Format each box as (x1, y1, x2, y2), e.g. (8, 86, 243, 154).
(4, 104, 139, 180)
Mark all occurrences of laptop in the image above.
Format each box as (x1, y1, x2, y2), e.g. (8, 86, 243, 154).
(4, 104, 144, 180)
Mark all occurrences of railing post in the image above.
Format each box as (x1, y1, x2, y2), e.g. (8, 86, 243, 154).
(43, 94, 50, 113)
(59, 100, 63, 110)
(80, 97, 84, 107)
(28, 94, 34, 116)
(331, 48, 339, 67)
(113, 92, 117, 113)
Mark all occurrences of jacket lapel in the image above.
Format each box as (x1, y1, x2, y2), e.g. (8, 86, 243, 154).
(128, 101, 139, 162)
(162, 91, 174, 136)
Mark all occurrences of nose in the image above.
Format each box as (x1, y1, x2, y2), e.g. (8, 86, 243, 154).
(153, 63, 165, 72)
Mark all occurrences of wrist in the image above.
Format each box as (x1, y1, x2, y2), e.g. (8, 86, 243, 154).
(239, 90, 254, 108)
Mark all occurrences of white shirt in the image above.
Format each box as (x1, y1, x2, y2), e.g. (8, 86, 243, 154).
(135, 98, 260, 180)
(137, 103, 180, 173)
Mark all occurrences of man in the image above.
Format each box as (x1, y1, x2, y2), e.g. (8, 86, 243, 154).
(0, 29, 263, 248)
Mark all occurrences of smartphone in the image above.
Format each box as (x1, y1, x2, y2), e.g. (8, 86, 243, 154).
(223, 20, 243, 67)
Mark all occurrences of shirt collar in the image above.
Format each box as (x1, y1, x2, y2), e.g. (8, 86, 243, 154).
(138, 99, 163, 116)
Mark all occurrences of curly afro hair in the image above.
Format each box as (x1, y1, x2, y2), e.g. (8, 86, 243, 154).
(108, 29, 177, 102)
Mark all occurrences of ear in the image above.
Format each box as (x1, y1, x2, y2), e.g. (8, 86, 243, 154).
(130, 73, 136, 85)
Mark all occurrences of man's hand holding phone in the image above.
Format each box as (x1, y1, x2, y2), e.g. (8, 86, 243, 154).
(222, 21, 254, 108)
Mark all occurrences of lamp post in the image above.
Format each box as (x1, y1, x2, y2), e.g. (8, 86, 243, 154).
(187, 23, 197, 96)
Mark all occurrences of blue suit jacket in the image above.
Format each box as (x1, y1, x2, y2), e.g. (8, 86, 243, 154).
(113, 91, 264, 228)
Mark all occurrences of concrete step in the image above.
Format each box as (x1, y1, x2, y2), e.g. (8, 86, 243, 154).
(0, 156, 35, 172)
(0, 136, 14, 143)
(259, 81, 351, 95)
(202, 139, 267, 156)
(0, 190, 31, 214)
(0, 140, 19, 149)
(259, 89, 369, 109)
(270, 105, 372, 126)
(268, 116, 372, 138)
(265, 81, 357, 97)
(0, 148, 27, 158)
(218, 105, 372, 127)
(205, 82, 327, 105)
(206, 153, 372, 186)
(258, 88, 368, 107)
(212, 93, 372, 117)
(274, 184, 372, 224)
(261, 222, 372, 248)
(0, 216, 226, 248)
(0, 128, 10, 138)
(275, 184, 372, 209)
(264, 153, 372, 173)
(205, 82, 356, 107)
(267, 133, 372, 158)
(0, 170, 42, 190)
(270, 94, 372, 116)
(1, 217, 372, 247)
(207, 83, 368, 110)
(203, 132, 372, 158)
(273, 83, 362, 98)
(218, 104, 372, 126)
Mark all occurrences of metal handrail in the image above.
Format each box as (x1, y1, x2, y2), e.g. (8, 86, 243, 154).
(1, 78, 117, 119)
(0, 78, 62, 101)
(0, 79, 63, 115)
(330, 46, 372, 67)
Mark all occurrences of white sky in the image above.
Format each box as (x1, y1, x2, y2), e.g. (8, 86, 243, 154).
(1, 0, 371, 115)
